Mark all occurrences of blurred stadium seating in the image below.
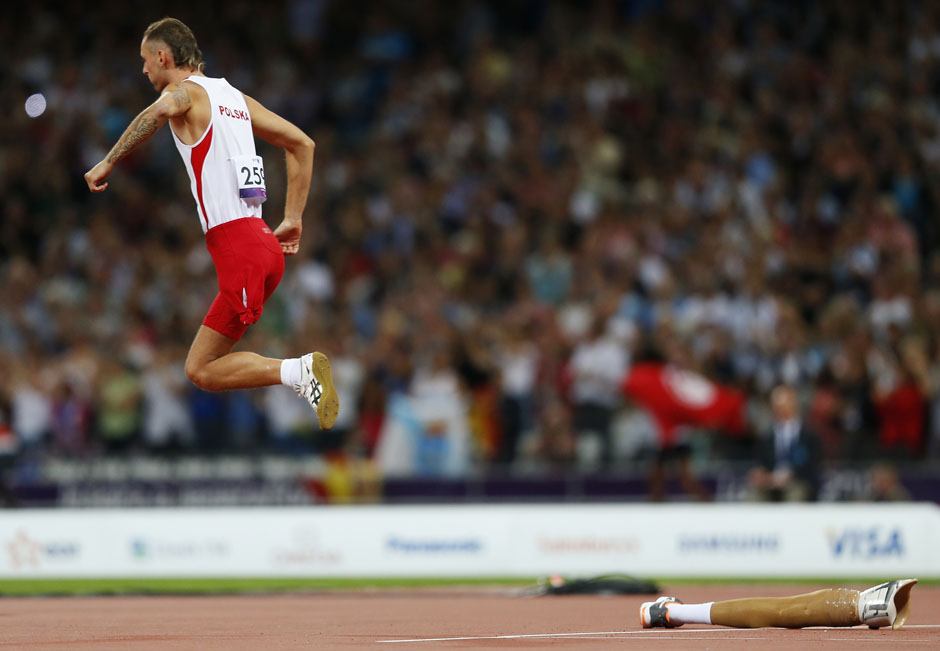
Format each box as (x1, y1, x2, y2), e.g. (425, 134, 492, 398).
(2, 0, 940, 506)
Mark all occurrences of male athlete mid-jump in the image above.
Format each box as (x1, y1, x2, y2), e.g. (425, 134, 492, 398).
(84, 17, 338, 429)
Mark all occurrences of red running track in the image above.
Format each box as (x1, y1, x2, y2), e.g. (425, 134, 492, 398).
(1, 584, 938, 650)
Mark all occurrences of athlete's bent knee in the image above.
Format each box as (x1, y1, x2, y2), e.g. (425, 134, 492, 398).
(185, 361, 217, 392)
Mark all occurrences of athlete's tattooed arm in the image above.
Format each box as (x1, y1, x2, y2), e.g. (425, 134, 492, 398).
(167, 82, 192, 112)
(106, 84, 191, 164)
(85, 83, 193, 192)
(105, 111, 161, 164)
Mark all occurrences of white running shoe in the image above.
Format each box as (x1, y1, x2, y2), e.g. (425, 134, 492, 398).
(857, 579, 917, 629)
(640, 596, 684, 628)
(296, 352, 339, 430)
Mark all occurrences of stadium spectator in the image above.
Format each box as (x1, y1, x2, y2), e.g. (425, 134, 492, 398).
(141, 347, 195, 454)
(0, 379, 18, 507)
(517, 401, 577, 473)
(95, 359, 143, 454)
(748, 385, 822, 502)
(494, 321, 539, 467)
(567, 313, 628, 469)
(317, 330, 367, 454)
(49, 380, 92, 457)
(866, 463, 912, 502)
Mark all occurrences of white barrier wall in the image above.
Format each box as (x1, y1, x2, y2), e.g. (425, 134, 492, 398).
(0, 503, 938, 578)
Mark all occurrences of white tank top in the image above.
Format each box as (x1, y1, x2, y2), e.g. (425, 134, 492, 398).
(171, 76, 263, 233)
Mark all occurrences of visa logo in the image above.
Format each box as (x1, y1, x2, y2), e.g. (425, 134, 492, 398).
(829, 527, 903, 558)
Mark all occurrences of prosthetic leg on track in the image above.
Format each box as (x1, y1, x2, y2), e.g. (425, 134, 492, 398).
(640, 579, 917, 630)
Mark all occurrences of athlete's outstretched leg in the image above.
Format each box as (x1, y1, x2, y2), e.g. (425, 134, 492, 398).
(641, 579, 917, 630)
(184, 325, 339, 429)
(184, 325, 280, 391)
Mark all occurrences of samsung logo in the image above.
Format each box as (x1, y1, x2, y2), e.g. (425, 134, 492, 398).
(679, 535, 779, 553)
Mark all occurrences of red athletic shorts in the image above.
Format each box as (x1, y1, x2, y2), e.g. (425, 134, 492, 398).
(203, 217, 285, 341)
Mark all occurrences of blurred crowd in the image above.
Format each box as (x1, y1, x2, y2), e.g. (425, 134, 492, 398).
(3, 0, 940, 486)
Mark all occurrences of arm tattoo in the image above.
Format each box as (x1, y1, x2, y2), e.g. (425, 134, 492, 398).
(169, 83, 192, 111)
(106, 111, 160, 164)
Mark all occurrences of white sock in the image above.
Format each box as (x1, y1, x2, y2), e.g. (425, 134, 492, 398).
(668, 602, 714, 625)
(280, 358, 302, 388)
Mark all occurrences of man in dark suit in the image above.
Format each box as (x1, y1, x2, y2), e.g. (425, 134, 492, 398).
(748, 385, 822, 502)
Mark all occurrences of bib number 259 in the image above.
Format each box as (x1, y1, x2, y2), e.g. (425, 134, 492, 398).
(232, 154, 267, 206)
(242, 165, 264, 186)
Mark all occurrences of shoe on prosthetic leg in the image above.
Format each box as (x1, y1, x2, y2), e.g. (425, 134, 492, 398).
(296, 352, 339, 430)
(857, 579, 917, 629)
(640, 597, 684, 628)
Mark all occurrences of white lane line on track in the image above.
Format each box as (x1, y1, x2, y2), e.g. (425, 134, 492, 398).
(379, 632, 627, 643)
(607, 636, 768, 641)
(377, 624, 940, 644)
(824, 640, 932, 643)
